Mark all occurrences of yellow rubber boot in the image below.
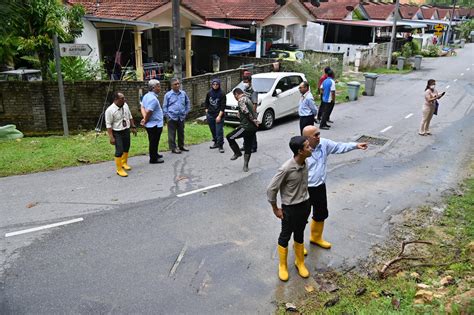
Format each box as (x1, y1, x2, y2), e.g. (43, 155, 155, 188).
(277, 245, 289, 281)
(310, 220, 332, 249)
(121, 152, 131, 170)
(294, 242, 310, 278)
(304, 246, 308, 256)
(115, 157, 128, 177)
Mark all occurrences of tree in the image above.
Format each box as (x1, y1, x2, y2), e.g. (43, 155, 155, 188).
(0, 0, 85, 80)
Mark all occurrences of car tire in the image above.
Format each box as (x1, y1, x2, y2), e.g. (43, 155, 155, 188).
(262, 109, 275, 130)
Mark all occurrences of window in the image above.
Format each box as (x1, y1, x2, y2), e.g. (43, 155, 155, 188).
(275, 77, 291, 93)
(288, 76, 303, 88)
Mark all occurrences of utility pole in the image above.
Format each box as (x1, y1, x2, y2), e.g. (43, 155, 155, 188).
(172, 0, 182, 79)
(53, 34, 69, 137)
(445, 0, 457, 46)
(387, 0, 400, 69)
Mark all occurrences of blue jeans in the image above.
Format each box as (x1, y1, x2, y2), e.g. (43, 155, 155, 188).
(207, 113, 224, 146)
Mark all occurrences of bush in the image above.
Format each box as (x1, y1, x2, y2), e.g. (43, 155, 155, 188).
(420, 45, 440, 57)
(49, 57, 106, 82)
(401, 40, 421, 58)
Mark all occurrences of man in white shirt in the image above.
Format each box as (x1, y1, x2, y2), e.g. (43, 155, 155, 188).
(105, 92, 137, 177)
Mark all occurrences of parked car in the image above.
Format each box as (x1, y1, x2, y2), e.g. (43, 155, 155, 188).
(264, 49, 304, 61)
(0, 69, 42, 81)
(224, 72, 307, 130)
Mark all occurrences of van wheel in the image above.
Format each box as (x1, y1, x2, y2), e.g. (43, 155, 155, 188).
(262, 109, 275, 130)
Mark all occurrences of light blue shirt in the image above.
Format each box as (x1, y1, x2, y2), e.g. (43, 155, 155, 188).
(307, 138, 358, 187)
(298, 91, 318, 117)
(142, 91, 163, 128)
(163, 89, 191, 121)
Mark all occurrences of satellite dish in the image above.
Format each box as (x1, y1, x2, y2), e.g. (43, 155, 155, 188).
(346, 5, 355, 11)
(275, 0, 286, 5)
(310, 0, 320, 7)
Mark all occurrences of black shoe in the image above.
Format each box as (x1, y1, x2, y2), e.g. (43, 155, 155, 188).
(172, 148, 182, 154)
(179, 147, 189, 152)
(251, 148, 257, 153)
(230, 153, 242, 160)
(327, 120, 334, 123)
(320, 126, 330, 130)
(210, 143, 219, 149)
(219, 147, 225, 153)
(157, 154, 163, 159)
(150, 158, 164, 164)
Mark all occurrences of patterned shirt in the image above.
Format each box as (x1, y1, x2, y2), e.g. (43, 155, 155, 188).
(237, 95, 258, 131)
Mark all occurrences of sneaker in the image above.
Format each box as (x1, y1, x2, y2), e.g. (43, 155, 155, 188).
(172, 148, 182, 154)
(210, 143, 219, 149)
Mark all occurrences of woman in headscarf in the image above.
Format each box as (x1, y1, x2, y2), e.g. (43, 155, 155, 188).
(419, 79, 445, 136)
(205, 78, 226, 153)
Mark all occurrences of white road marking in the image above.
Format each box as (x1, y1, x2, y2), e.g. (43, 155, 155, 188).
(460, 73, 464, 76)
(5, 218, 83, 237)
(405, 113, 413, 119)
(177, 184, 223, 197)
(454, 79, 458, 82)
(169, 244, 187, 276)
(380, 126, 393, 133)
(467, 68, 470, 71)
(446, 85, 450, 89)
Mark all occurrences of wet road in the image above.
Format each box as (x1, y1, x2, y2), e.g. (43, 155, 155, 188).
(1, 45, 473, 313)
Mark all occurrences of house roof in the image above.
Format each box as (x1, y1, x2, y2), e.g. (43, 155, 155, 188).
(67, 0, 171, 20)
(198, 20, 246, 30)
(458, 7, 472, 17)
(436, 8, 451, 19)
(362, 3, 396, 20)
(304, 0, 360, 20)
(420, 7, 437, 19)
(399, 5, 419, 19)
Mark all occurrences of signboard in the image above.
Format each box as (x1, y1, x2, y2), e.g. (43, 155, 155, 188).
(434, 31, 443, 37)
(59, 44, 92, 57)
(434, 24, 444, 32)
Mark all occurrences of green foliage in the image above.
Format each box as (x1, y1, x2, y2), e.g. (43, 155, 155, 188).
(401, 40, 421, 58)
(0, 0, 85, 79)
(420, 45, 441, 57)
(456, 19, 474, 41)
(427, 0, 472, 6)
(49, 57, 106, 82)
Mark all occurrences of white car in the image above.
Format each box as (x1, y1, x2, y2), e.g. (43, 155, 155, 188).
(224, 72, 307, 129)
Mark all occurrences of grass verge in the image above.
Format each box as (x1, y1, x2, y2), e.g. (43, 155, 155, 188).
(363, 66, 413, 75)
(278, 176, 474, 314)
(0, 123, 233, 177)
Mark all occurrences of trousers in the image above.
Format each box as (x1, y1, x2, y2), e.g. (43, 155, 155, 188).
(278, 199, 311, 247)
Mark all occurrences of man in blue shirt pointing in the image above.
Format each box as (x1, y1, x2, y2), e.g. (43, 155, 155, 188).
(302, 125, 368, 250)
(163, 78, 191, 154)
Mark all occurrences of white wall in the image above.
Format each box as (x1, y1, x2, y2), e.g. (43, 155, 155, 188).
(75, 19, 100, 64)
(289, 22, 324, 51)
(191, 29, 213, 37)
(322, 43, 370, 64)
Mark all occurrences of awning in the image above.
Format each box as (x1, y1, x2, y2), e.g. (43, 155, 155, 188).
(198, 21, 246, 30)
(316, 19, 427, 29)
(404, 19, 458, 26)
(229, 38, 256, 55)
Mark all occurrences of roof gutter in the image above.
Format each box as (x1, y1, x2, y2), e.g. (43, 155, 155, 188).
(85, 15, 158, 29)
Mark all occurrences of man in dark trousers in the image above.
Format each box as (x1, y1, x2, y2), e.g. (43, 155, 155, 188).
(267, 136, 313, 281)
(226, 88, 258, 172)
(163, 78, 191, 154)
(298, 81, 318, 135)
(302, 125, 368, 250)
(141, 79, 164, 164)
(241, 75, 258, 153)
(319, 70, 336, 130)
(205, 78, 226, 153)
(316, 67, 331, 123)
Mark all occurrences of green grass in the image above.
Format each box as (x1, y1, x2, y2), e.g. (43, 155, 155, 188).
(0, 123, 233, 177)
(285, 177, 474, 314)
(364, 66, 412, 75)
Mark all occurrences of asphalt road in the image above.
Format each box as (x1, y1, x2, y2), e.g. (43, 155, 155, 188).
(1, 44, 473, 314)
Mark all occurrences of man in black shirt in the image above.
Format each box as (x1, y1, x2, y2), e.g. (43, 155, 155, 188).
(205, 78, 226, 153)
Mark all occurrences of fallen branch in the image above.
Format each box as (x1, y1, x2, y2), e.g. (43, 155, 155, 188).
(379, 240, 433, 278)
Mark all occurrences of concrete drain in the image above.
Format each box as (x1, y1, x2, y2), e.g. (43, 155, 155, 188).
(356, 135, 389, 146)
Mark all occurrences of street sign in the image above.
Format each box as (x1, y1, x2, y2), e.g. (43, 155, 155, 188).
(434, 24, 444, 32)
(59, 44, 92, 57)
(434, 31, 443, 36)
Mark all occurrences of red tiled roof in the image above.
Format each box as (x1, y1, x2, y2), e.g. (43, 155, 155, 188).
(362, 3, 396, 20)
(304, 0, 359, 20)
(436, 8, 450, 19)
(458, 7, 472, 17)
(67, 0, 170, 20)
(420, 7, 436, 19)
(399, 5, 419, 19)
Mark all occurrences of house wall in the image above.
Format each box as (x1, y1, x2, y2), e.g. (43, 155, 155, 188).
(0, 64, 274, 132)
(75, 19, 101, 65)
(323, 43, 371, 64)
(290, 22, 324, 51)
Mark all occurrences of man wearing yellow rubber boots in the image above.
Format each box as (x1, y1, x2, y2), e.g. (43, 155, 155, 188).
(267, 136, 313, 281)
(302, 125, 367, 249)
(105, 92, 137, 177)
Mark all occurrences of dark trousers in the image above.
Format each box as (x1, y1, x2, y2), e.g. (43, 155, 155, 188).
(317, 100, 324, 120)
(112, 129, 130, 157)
(299, 115, 315, 135)
(278, 199, 311, 247)
(207, 113, 224, 147)
(243, 133, 257, 151)
(145, 126, 163, 162)
(308, 184, 328, 222)
(319, 101, 332, 127)
(167, 119, 185, 150)
(227, 126, 255, 155)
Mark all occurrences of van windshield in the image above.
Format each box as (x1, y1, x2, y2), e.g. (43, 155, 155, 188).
(236, 78, 275, 93)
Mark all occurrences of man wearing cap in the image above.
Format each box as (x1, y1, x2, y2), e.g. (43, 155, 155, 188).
(141, 79, 164, 164)
(205, 78, 226, 153)
(105, 91, 137, 177)
(163, 78, 191, 154)
(267, 136, 313, 281)
(302, 125, 368, 250)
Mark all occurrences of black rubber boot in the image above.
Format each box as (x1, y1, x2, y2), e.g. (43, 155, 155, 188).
(230, 142, 242, 160)
(243, 154, 251, 172)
